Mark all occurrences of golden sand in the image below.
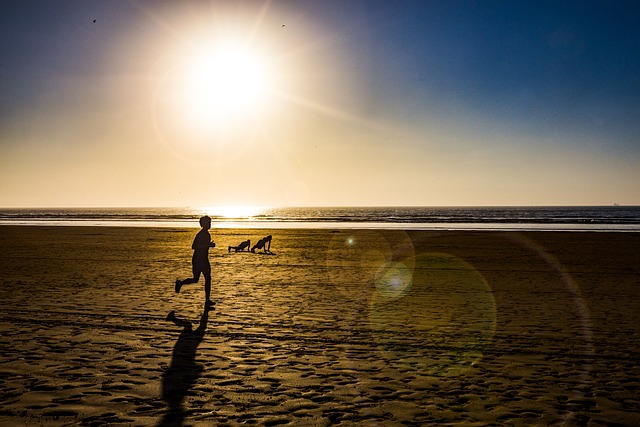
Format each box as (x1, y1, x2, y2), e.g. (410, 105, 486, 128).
(0, 226, 639, 426)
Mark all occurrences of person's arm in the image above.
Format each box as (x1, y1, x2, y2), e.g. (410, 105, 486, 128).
(205, 232, 215, 248)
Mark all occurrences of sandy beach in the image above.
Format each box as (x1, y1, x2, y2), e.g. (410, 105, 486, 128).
(0, 225, 639, 426)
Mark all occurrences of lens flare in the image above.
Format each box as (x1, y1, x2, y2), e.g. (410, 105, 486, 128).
(501, 233, 594, 423)
(374, 261, 413, 299)
(369, 253, 497, 376)
(325, 230, 415, 300)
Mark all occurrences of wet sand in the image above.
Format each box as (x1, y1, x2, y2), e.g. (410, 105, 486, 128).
(0, 225, 639, 426)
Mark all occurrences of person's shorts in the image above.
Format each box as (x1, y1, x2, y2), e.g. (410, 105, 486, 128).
(192, 258, 211, 276)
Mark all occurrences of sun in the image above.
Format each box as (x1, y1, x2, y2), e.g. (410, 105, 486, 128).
(150, 33, 280, 161)
(180, 43, 272, 130)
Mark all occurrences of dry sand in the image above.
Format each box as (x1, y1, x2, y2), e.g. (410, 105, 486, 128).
(0, 225, 639, 426)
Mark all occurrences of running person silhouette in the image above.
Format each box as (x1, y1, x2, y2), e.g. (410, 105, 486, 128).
(175, 216, 216, 308)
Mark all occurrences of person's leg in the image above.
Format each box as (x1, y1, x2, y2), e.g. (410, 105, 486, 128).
(181, 266, 202, 285)
(203, 261, 214, 306)
(204, 272, 212, 303)
(176, 269, 197, 293)
(176, 266, 201, 292)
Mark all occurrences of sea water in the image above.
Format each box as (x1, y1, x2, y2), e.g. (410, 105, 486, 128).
(1, 206, 639, 231)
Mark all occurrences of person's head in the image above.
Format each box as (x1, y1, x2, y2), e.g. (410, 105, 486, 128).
(199, 215, 211, 229)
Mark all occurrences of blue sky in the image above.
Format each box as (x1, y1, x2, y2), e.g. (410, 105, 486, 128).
(1, 1, 639, 207)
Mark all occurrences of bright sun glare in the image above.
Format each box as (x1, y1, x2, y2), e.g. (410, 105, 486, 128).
(151, 30, 282, 161)
(182, 44, 271, 130)
(203, 206, 266, 219)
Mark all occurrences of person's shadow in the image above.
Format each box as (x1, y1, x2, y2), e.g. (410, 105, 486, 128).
(158, 308, 209, 427)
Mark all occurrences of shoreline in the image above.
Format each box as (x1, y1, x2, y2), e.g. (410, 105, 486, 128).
(2, 205, 639, 232)
(1, 221, 639, 232)
(1, 226, 639, 425)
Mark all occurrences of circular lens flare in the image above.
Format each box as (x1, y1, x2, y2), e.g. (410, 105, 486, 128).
(369, 253, 497, 376)
(325, 231, 415, 300)
(374, 261, 413, 299)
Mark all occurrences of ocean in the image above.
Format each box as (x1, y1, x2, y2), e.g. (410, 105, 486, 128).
(1, 206, 639, 231)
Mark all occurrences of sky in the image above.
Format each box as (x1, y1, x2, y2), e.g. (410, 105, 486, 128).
(1, 0, 639, 208)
